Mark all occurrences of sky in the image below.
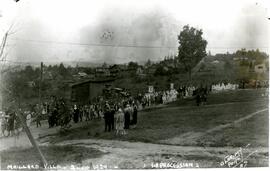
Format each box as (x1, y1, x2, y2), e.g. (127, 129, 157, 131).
(0, 0, 269, 64)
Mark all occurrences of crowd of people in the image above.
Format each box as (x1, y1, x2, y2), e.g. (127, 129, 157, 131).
(140, 89, 179, 107)
(27, 86, 176, 135)
(102, 102, 138, 135)
(0, 85, 197, 137)
(31, 94, 141, 136)
(211, 83, 239, 92)
(1, 82, 249, 138)
(72, 98, 139, 135)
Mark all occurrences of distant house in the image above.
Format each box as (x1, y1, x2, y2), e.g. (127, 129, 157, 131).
(233, 56, 248, 61)
(109, 64, 121, 76)
(78, 72, 88, 78)
(254, 63, 267, 74)
(163, 66, 169, 72)
(212, 60, 220, 64)
(136, 66, 146, 78)
(95, 66, 110, 77)
(136, 67, 144, 75)
(146, 65, 157, 75)
(72, 71, 92, 80)
(43, 71, 53, 80)
(118, 64, 128, 71)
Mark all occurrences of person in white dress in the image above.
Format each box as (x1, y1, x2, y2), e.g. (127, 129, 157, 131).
(26, 111, 32, 127)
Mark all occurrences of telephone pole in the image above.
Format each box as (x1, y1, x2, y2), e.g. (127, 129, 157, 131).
(39, 62, 43, 105)
(17, 110, 48, 168)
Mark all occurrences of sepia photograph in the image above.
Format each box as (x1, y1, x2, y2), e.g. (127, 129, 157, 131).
(0, 0, 269, 170)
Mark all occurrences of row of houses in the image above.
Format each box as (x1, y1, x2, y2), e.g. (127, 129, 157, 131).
(72, 59, 181, 79)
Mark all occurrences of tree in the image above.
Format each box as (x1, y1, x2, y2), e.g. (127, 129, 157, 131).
(177, 25, 207, 80)
(154, 65, 166, 76)
(128, 61, 139, 70)
(145, 59, 152, 68)
(58, 63, 69, 78)
(23, 65, 36, 80)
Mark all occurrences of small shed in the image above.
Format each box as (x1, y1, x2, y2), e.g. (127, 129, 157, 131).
(71, 77, 116, 104)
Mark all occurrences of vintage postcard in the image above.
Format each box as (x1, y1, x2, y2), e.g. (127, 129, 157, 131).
(0, 0, 269, 170)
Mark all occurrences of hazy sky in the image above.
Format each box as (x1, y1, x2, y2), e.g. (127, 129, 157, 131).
(0, 0, 269, 64)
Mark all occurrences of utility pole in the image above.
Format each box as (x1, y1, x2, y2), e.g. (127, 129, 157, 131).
(39, 62, 43, 105)
(17, 109, 48, 168)
(0, 33, 8, 60)
(17, 94, 47, 168)
(0, 32, 9, 111)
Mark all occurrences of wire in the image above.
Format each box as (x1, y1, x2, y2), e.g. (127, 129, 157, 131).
(1, 38, 268, 65)
(10, 38, 269, 49)
(0, 59, 32, 65)
(10, 38, 177, 49)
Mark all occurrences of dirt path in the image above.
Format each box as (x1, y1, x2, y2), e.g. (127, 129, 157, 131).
(49, 138, 268, 169)
(160, 108, 268, 146)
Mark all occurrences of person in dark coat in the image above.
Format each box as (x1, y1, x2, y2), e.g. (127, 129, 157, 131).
(201, 91, 207, 105)
(196, 93, 201, 106)
(8, 112, 15, 136)
(124, 104, 131, 129)
(104, 104, 111, 132)
(73, 105, 79, 123)
(59, 100, 71, 128)
(51, 107, 58, 127)
(48, 102, 55, 128)
(36, 112, 42, 128)
(110, 106, 115, 130)
(48, 106, 53, 128)
(131, 104, 138, 126)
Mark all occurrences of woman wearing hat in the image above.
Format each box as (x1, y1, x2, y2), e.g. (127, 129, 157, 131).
(115, 108, 125, 135)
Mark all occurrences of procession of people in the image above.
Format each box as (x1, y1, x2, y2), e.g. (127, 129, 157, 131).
(0, 82, 237, 138)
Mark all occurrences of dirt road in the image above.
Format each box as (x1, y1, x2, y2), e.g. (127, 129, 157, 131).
(1, 106, 268, 168)
(47, 138, 268, 169)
